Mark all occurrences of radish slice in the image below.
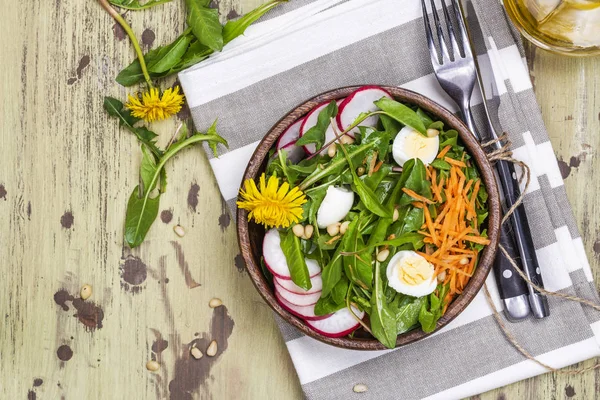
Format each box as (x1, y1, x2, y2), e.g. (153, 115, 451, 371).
(305, 306, 365, 338)
(275, 273, 322, 295)
(263, 229, 321, 280)
(299, 99, 349, 155)
(276, 119, 303, 149)
(280, 142, 306, 164)
(274, 280, 321, 306)
(336, 86, 392, 135)
(275, 288, 331, 321)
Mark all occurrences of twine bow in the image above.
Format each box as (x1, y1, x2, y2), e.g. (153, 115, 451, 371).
(480, 133, 600, 375)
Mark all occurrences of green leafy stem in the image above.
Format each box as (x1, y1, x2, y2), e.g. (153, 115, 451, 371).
(125, 124, 228, 247)
(109, 0, 173, 11)
(97, 0, 153, 88)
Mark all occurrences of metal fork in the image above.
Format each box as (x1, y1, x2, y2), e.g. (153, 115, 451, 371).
(420, 0, 550, 320)
(421, 0, 479, 140)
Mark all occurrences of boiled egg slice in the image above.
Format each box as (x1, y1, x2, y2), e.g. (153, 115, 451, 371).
(386, 250, 437, 297)
(392, 126, 439, 166)
(316, 186, 354, 229)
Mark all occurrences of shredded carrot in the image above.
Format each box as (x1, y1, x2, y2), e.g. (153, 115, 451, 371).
(373, 160, 383, 173)
(463, 179, 473, 195)
(463, 235, 491, 245)
(433, 176, 444, 203)
(423, 205, 438, 246)
(445, 156, 466, 168)
(437, 145, 452, 159)
(402, 188, 435, 205)
(416, 147, 489, 308)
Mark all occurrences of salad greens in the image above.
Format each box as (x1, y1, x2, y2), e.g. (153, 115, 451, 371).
(255, 88, 490, 348)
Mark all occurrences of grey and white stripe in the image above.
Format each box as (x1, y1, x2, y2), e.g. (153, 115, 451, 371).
(179, 0, 600, 398)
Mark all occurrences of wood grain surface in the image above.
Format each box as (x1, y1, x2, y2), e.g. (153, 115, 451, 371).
(0, 0, 598, 399)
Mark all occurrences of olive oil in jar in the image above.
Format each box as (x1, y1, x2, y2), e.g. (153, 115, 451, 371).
(505, 0, 600, 55)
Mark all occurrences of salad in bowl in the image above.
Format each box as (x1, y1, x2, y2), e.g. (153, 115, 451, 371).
(237, 85, 500, 350)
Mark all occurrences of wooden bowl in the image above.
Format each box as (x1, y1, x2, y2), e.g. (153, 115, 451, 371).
(237, 86, 500, 350)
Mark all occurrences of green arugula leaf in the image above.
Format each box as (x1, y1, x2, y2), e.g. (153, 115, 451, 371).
(175, 40, 213, 70)
(103, 97, 163, 158)
(279, 230, 312, 290)
(391, 295, 426, 333)
(430, 158, 451, 171)
(316, 234, 341, 251)
(109, 0, 173, 10)
(379, 113, 402, 139)
(295, 100, 338, 150)
(147, 34, 192, 73)
(331, 276, 349, 305)
(223, 0, 287, 44)
(125, 186, 161, 248)
(321, 250, 343, 298)
(299, 142, 378, 189)
(343, 233, 373, 290)
(439, 129, 459, 148)
(185, 0, 223, 51)
(363, 232, 425, 253)
(375, 97, 427, 135)
(416, 108, 433, 128)
(314, 294, 345, 316)
(370, 260, 398, 349)
(418, 284, 449, 333)
(359, 127, 390, 160)
(140, 146, 159, 193)
(398, 159, 432, 206)
(320, 219, 358, 297)
(353, 176, 392, 218)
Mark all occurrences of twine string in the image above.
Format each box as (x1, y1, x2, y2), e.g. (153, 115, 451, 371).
(480, 133, 600, 375)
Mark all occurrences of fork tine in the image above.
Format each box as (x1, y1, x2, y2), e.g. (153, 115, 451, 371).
(441, 0, 461, 59)
(420, 0, 440, 66)
(428, 0, 451, 62)
(450, 0, 472, 58)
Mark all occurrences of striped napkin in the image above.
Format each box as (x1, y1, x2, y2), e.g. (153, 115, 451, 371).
(178, 0, 600, 398)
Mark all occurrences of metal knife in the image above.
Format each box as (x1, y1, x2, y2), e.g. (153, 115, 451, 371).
(461, 1, 550, 319)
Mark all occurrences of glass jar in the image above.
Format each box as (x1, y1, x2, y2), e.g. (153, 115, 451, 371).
(504, 0, 600, 56)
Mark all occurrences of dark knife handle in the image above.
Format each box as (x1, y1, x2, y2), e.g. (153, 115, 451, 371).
(495, 158, 549, 318)
(494, 220, 529, 299)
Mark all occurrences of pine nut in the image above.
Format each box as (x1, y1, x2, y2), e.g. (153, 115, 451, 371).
(340, 135, 355, 145)
(206, 340, 218, 357)
(339, 221, 350, 235)
(292, 224, 305, 238)
(437, 270, 447, 282)
(376, 249, 390, 262)
(80, 284, 92, 300)
(326, 223, 341, 236)
(209, 298, 222, 308)
(173, 225, 185, 237)
(190, 347, 203, 360)
(460, 257, 469, 265)
(357, 167, 365, 176)
(387, 234, 396, 241)
(303, 225, 314, 239)
(426, 128, 440, 138)
(146, 360, 160, 371)
(353, 384, 368, 393)
(327, 143, 337, 158)
(392, 208, 399, 222)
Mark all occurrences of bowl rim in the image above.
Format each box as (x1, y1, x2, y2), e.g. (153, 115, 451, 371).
(237, 85, 500, 351)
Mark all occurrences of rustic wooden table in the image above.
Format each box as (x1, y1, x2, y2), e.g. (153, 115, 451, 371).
(0, 0, 598, 399)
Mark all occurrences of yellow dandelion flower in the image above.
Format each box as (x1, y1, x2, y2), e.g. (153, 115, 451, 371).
(237, 174, 307, 228)
(126, 86, 185, 122)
